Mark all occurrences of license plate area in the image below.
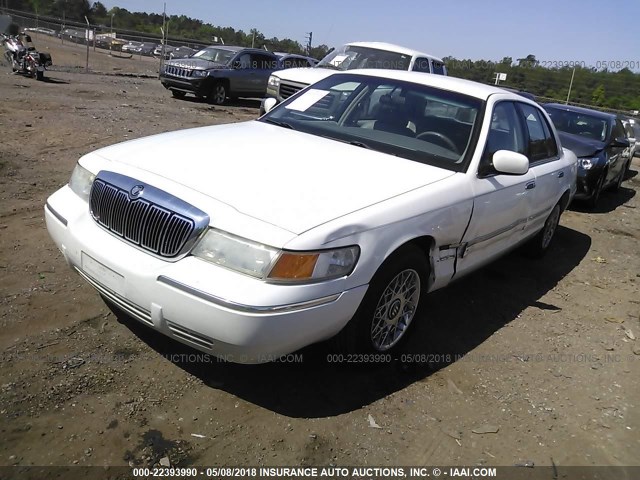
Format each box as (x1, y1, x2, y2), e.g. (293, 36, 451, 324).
(81, 252, 125, 296)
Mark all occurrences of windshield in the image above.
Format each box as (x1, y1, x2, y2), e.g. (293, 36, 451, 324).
(544, 106, 609, 142)
(192, 47, 236, 64)
(317, 45, 412, 71)
(259, 73, 483, 172)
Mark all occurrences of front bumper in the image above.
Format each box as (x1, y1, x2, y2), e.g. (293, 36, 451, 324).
(573, 165, 602, 200)
(159, 74, 209, 96)
(45, 186, 368, 364)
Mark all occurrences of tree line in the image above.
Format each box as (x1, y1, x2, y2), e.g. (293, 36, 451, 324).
(445, 54, 640, 112)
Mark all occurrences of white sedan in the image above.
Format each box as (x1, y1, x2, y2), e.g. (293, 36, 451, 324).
(45, 70, 577, 363)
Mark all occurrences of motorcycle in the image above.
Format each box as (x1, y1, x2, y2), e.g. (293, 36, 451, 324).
(2, 32, 52, 81)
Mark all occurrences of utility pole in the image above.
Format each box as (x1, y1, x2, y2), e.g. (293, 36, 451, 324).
(565, 67, 576, 105)
(84, 16, 90, 72)
(160, 2, 166, 70)
(109, 13, 114, 55)
(305, 32, 312, 55)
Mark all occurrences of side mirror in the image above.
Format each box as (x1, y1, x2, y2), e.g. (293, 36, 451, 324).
(611, 137, 629, 148)
(492, 150, 529, 175)
(261, 97, 277, 115)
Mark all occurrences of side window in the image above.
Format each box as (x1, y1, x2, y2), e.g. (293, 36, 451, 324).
(480, 102, 527, 174)
(519, 103, 558, 161)
(612, 120, 626, 140)
(236, 53, 251, 69)
(432, 61, 446, 75)
(412, 58, 432, 73)
(251, 53, 277, 69)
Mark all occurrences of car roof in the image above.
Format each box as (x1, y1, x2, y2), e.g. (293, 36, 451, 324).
(328, 69, 521, 100)
(345, 42, 444, 62)
(543, 103, 616, 120)
(202, 45, 274, 55)
(275, 52, 308, 58)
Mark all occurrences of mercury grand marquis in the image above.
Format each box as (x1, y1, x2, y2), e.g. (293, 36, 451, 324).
(45, 70, 577, 363)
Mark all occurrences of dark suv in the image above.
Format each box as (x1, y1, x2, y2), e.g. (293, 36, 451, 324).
(159, 45, 279, 105)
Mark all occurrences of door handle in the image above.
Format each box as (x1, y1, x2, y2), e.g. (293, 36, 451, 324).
(558, 171, 565, 178)
(525, 181, 536, 190)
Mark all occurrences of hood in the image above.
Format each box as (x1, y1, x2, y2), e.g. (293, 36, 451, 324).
(165, 57, 226, 70)
(272, 67, 336, 86)
(91, 122, 455, 235)
(558, 131, 605, 158)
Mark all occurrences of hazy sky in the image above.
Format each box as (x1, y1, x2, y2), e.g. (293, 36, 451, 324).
(100, 0, 639, 68)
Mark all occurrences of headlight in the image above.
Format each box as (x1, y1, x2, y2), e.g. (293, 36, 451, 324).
(192, 229, 279, 278)
(579, 157, 595, 170)
(68, 163, 95, 202)
(192, 229, 359, 283)
(192, 70, 208, 77)
(268, 75, 280, 88)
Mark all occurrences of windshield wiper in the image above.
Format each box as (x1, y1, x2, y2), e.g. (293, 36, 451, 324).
(263, 118, 296, 130)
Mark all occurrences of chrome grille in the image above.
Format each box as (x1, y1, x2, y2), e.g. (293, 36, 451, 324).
(165, 65, 193, 77)
(279, 82, 304, 99)
(89, 171, 209, 259)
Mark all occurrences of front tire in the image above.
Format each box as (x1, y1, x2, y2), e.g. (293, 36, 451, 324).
(171, 90, 186, 99)
(524, 202, 561, 258)
(586, 172, 605, 209)
(611, 160, 628, 191)
(333, 245, 428, 355)
(208, 82, 227, 105)
(36, 70, 44, 81)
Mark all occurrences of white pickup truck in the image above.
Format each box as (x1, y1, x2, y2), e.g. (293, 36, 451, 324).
(263, 41, 446, 113)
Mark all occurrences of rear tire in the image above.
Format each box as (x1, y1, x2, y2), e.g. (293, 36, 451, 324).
(36, 70, 44, 81)
(524, 202, 561, 258)
(332, 245, 428, 355)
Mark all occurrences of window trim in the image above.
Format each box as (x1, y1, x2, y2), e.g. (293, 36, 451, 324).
(477, 100, 528, 178)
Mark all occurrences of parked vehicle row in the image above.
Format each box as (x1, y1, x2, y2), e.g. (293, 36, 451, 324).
(46, 70, 577, 363)
(159, 41, 447, 107)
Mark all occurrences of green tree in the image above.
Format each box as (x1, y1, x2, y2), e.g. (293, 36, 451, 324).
(517, 54, 538, 68)
(591, 84, 606, 106)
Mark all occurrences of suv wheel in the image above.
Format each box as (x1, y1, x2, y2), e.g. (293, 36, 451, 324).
(171, 90, 186, 99)
(209, 82, 227, 105)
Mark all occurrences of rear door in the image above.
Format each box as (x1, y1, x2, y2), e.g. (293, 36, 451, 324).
(516, 102, 566, 236)
(249, 53, 278, 95)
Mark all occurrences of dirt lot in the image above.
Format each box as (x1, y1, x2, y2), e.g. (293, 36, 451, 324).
(1, 36, 639, 474)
